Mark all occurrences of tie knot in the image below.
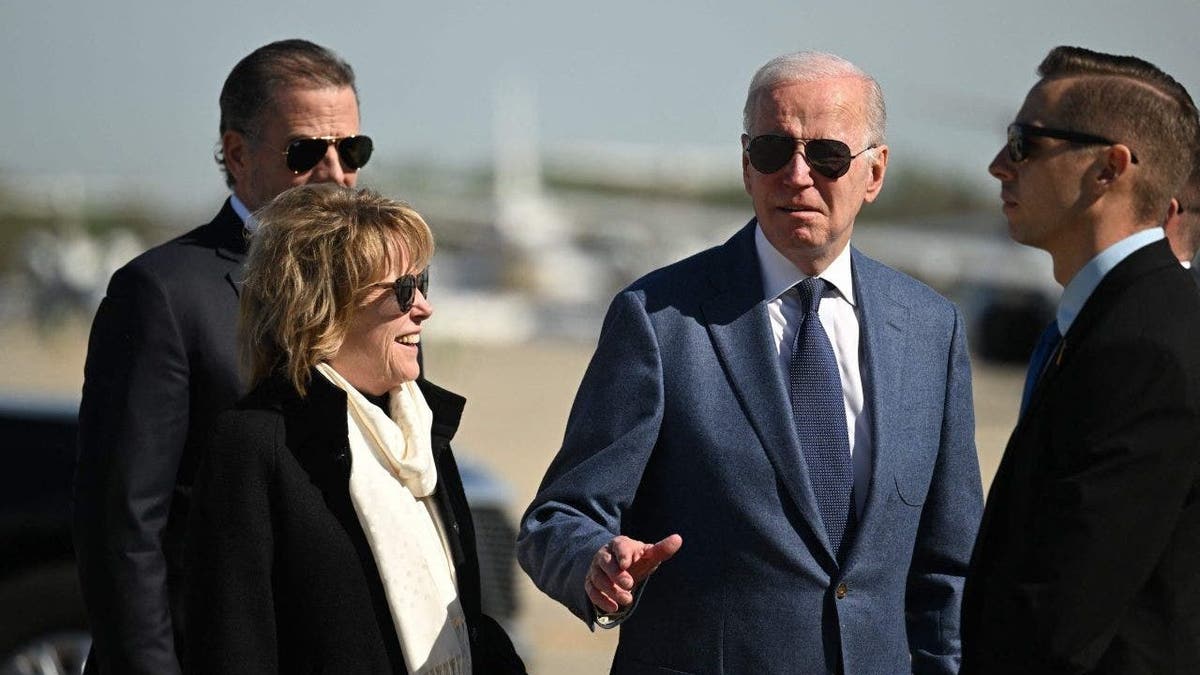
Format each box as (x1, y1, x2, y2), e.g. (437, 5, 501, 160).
(796, 277, 825, 315)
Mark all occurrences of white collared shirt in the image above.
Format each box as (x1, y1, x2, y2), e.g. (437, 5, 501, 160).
(230, 193, 254, 233)
(755, 226, 871, 518)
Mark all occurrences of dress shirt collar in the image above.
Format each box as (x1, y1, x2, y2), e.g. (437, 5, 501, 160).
(754, 222, 856, 306)
(230, 193, 254, 233)
(1057, 227, 1163, 334)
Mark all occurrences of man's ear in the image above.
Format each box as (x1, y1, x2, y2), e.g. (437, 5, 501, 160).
(1097, 144, 1134, 184)
(862, 145, 888, 203)
(1163, 197, 1189, 262)
(222, 130, 250, 185)
(1166, 197, 1182, 227)
(741, 133, 753, 196)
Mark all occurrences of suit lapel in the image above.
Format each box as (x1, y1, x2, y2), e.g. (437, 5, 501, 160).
(210, 199, 249, 299)
(701, 222, 830, 559)
(224, 269, 244, 300)
(1022, 239, 1176, 426)
(844, 249, 909, 567)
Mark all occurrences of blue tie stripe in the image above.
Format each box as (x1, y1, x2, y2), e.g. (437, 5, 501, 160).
(789, 277, 854, 560)
(1020, 321, 1061, 418)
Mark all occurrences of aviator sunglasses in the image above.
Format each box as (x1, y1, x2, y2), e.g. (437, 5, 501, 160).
(745, 135, 876, 179)
(282, 135, 374, 174)
(1006, 123, 1138, 164)
(369, 268, 430, 313)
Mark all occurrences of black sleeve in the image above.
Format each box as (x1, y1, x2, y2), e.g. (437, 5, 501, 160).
(472, 613, 527, 675)
(73, 263, 190, 675)
(185, 412, 280, 674)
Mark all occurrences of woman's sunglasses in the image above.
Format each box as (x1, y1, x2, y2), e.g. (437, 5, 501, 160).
(744, 134, 876, 179)
(369, 268, 430, 313)
(282, 135, 374, 174)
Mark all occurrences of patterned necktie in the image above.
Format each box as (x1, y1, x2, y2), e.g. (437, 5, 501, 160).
(789, 277, 854, 560)
(1019, 320, 1061, 417)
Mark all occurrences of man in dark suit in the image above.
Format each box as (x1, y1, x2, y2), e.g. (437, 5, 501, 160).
(72, 39, 372, 674)
(962, 46, 1200, 674)
(518, 51, 983, 674)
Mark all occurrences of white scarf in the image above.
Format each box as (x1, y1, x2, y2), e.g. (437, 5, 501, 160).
(315, 363, 472, 675)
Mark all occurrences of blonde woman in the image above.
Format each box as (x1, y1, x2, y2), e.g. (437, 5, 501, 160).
(186, 184, 524, 674)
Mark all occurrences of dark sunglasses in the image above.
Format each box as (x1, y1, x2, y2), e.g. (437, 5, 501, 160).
(369, 268, 429, 313)
(282, 135, 374, 174)
(745, 134, 876, 179)
(1006, 123, 1138, 164)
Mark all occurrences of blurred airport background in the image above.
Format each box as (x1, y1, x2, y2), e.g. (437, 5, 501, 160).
(4, 1, 1198, 671)
(0, 146, 1040, 674)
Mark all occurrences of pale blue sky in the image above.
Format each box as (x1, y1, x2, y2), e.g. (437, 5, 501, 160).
(2, 1, 1198, 216)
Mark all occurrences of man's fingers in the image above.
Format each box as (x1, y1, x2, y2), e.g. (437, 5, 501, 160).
(584, 575, 619, 613)
(586, 562, 633, 611)
(608, 536, 638, 570)
(590, 533, 682, 601)
(628, 533, 683, 580)
(599, 537, 640, 590)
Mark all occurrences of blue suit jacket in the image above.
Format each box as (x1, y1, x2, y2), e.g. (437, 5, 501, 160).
(519, 222, 983, 675)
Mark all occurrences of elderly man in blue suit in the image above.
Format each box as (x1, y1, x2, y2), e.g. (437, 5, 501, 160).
(518, 50, 983, 675)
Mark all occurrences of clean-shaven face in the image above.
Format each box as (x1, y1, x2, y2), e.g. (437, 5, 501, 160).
(742, 77, 887, 274)
(233, 86, 361, 211)
(989, 79, 1096, 255)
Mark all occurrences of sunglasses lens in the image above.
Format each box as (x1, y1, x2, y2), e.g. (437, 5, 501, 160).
(747, 135, 796, 174)
(747, 136, 856, 178)
(394, 269, 429, 312)
(796, 138, 854, 177)
(396, 277, 415, 312)
(803, 139, 853, 179)
(337, 135, 374, 169)
(417, 268, 429, 298)
(1006, 125, 1026, 162)
(285, 138, 328, 173)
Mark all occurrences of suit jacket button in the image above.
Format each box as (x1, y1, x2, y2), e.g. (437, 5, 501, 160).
(835, 582, 848, 599)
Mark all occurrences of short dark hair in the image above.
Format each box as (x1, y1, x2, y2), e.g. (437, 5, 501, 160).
(1182, 156, 1200, 213)
(1175, 156, 1200, 258)
(1036, 46, 1199, 223)
(216, 39, 358, 188)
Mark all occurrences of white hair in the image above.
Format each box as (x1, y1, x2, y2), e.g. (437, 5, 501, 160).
(743, 51, 887, 147)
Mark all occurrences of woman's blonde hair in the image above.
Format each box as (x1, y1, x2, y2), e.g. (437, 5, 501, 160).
(240, 184, 434, 395)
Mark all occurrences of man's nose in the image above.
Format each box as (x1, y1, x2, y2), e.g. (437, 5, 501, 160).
(309, 144, 351, 186)
(988, 147, 1014, 181)
(780, 149, 816, 186)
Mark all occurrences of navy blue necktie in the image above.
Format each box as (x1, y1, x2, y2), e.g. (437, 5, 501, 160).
(789, 277, 854, 560)
(1019, 320, 1061, 417)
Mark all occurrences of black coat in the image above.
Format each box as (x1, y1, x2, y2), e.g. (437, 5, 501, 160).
(73, 200, 246, 675)
(185, 371, 524, 674)
(962, 239, 1200, 674)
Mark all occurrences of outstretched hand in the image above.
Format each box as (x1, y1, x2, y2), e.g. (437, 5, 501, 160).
(584, 534, 683, 614)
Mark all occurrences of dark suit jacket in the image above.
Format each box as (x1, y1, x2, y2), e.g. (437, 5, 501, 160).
(519, 222, 983, 674)
(962, 239, 1200, 674)
(185, 372, 524, 674)
(73, 200, 245, 675)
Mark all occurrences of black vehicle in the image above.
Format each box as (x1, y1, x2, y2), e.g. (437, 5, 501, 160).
(0, 395, 519, 675)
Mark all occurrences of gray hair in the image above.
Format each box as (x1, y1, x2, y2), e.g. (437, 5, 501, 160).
(743, 51, 887, 147)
